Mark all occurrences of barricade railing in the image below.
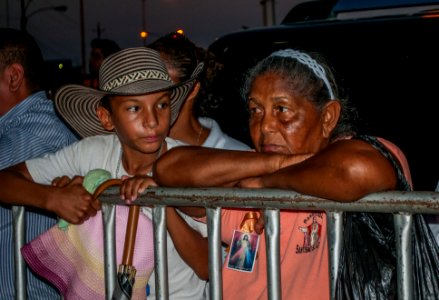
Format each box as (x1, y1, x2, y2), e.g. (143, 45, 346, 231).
(12, 188, 439, 300)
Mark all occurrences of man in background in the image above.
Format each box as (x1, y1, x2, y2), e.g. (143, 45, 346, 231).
(83, 38, 120, 89)
(0, 28, 78, 299)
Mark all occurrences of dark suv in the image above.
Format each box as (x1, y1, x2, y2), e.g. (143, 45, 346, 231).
(208, 0, 439, 190)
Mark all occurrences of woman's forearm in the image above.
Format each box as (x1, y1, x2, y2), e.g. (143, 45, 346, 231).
(154, 146, 283, 187)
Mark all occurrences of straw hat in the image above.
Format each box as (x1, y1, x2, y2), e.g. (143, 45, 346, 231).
(54, 47, 203, 138)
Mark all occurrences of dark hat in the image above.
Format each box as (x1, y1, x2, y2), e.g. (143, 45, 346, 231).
(54, 47, 203, 138)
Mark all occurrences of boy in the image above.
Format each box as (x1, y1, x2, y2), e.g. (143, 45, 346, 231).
(0, 47, 202, 298)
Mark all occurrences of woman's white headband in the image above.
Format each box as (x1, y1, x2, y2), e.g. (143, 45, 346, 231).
(270, 49, 335, 99)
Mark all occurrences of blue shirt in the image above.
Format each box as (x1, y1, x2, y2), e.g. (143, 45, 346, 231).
(0, 91, 78, 299)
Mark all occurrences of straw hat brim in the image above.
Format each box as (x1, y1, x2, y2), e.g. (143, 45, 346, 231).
(54, 63, 203, 138)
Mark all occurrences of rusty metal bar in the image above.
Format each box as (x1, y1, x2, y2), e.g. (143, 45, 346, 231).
(394, 213, 414, 300)
(12, 206, 26, 300)
(98, 188, 439, 214)
(101, 204, 117, 300)
(264, 208, 281, 299)
(153, 205, 168, 300)
(11, 189, 439, 299)
(326, 211, 343, 299)
(206, 207, 222, 300)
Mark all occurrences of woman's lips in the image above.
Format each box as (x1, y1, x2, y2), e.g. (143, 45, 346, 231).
(261, 144, 283, 153)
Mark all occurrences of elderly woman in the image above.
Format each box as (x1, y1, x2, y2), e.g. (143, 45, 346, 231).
(153, 49, 436, 299)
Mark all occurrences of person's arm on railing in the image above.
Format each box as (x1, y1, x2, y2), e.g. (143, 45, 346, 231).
(0, 163, 100, 224)
(257, 139, 398, 202)
(153, 146, 310, 187)
(154, 140, 398, 203)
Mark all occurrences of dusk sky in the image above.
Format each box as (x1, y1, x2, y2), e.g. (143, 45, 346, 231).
(2, 0, 305, 68)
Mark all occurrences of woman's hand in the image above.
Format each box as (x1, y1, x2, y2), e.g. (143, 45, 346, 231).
(236, 177, 263, 188)
(254, 212, 265, 234)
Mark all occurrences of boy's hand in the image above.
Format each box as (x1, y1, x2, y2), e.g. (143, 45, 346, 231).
(51, 175, 72, 187)
(47, 176, 100, 224)
(119, 175, 158, 204)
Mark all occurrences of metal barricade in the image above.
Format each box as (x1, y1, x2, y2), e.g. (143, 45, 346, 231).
(12, 188, 439, 300)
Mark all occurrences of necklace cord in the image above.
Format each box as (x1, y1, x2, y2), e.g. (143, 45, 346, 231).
(196, 126, 204, 145)
(116, 141, 164, 178)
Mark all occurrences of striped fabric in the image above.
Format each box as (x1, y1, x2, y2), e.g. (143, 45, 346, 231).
(0, 91, 78, 169)
(0, 91, 78, 299)
(54, 47, 204, 138)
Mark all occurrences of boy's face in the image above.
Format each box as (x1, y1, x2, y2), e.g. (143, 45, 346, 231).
(97, 91, 171, 155)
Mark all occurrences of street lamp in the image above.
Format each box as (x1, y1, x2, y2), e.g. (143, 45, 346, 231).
(20, 3, 68, 31)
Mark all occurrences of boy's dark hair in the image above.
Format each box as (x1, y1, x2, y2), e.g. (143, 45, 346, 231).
(0, 28, 45, 92)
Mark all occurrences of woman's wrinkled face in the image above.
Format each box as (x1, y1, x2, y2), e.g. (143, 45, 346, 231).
(248, 72, 329, 155)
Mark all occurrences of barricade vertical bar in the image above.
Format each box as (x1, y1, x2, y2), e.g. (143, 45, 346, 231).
(394, 213, 413, 300)
(264, 208, 281, 300)
(206, 207, 222, 300)
(153, 205, 168, 300)
(102, 203, 117, 300)
(12, 206, 26, 300)
(326, 211, 343, 300)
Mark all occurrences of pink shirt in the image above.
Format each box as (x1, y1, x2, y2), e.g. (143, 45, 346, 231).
(206, 136, 411, 299)
(220, 209, 329, 299)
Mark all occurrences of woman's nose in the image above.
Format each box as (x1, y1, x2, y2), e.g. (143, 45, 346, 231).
(260, 112, 276, 134)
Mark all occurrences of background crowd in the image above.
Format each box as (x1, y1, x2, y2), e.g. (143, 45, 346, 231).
(1, 27, 438, 300)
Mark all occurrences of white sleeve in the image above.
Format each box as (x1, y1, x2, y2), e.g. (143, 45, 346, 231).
(176, 210, 207, 237)
(26, 135, 118, 184)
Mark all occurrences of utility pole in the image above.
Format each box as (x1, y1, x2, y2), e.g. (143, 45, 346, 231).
(95, 22, 103, 38)
(141, 0, 147, 45)
(80, 0, 86, 75)
(260, 0, 276, 26)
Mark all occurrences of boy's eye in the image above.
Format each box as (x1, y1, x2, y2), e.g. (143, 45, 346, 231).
(127, 106, 140, 112)
(157, 102, 169, 110)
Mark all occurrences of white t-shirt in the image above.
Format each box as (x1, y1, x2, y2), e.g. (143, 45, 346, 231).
(26, 134, 183, 183)
(143, 208, 209, 300)
(200, 117, 251, 150)
(27, 131, 249, 300)
(146, 119, 251, 300)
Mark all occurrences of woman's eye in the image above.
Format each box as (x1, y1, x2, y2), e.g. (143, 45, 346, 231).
(249, 108, 258, 117)
(276, 105, 289, 113)
(249, 105, 260, 114)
